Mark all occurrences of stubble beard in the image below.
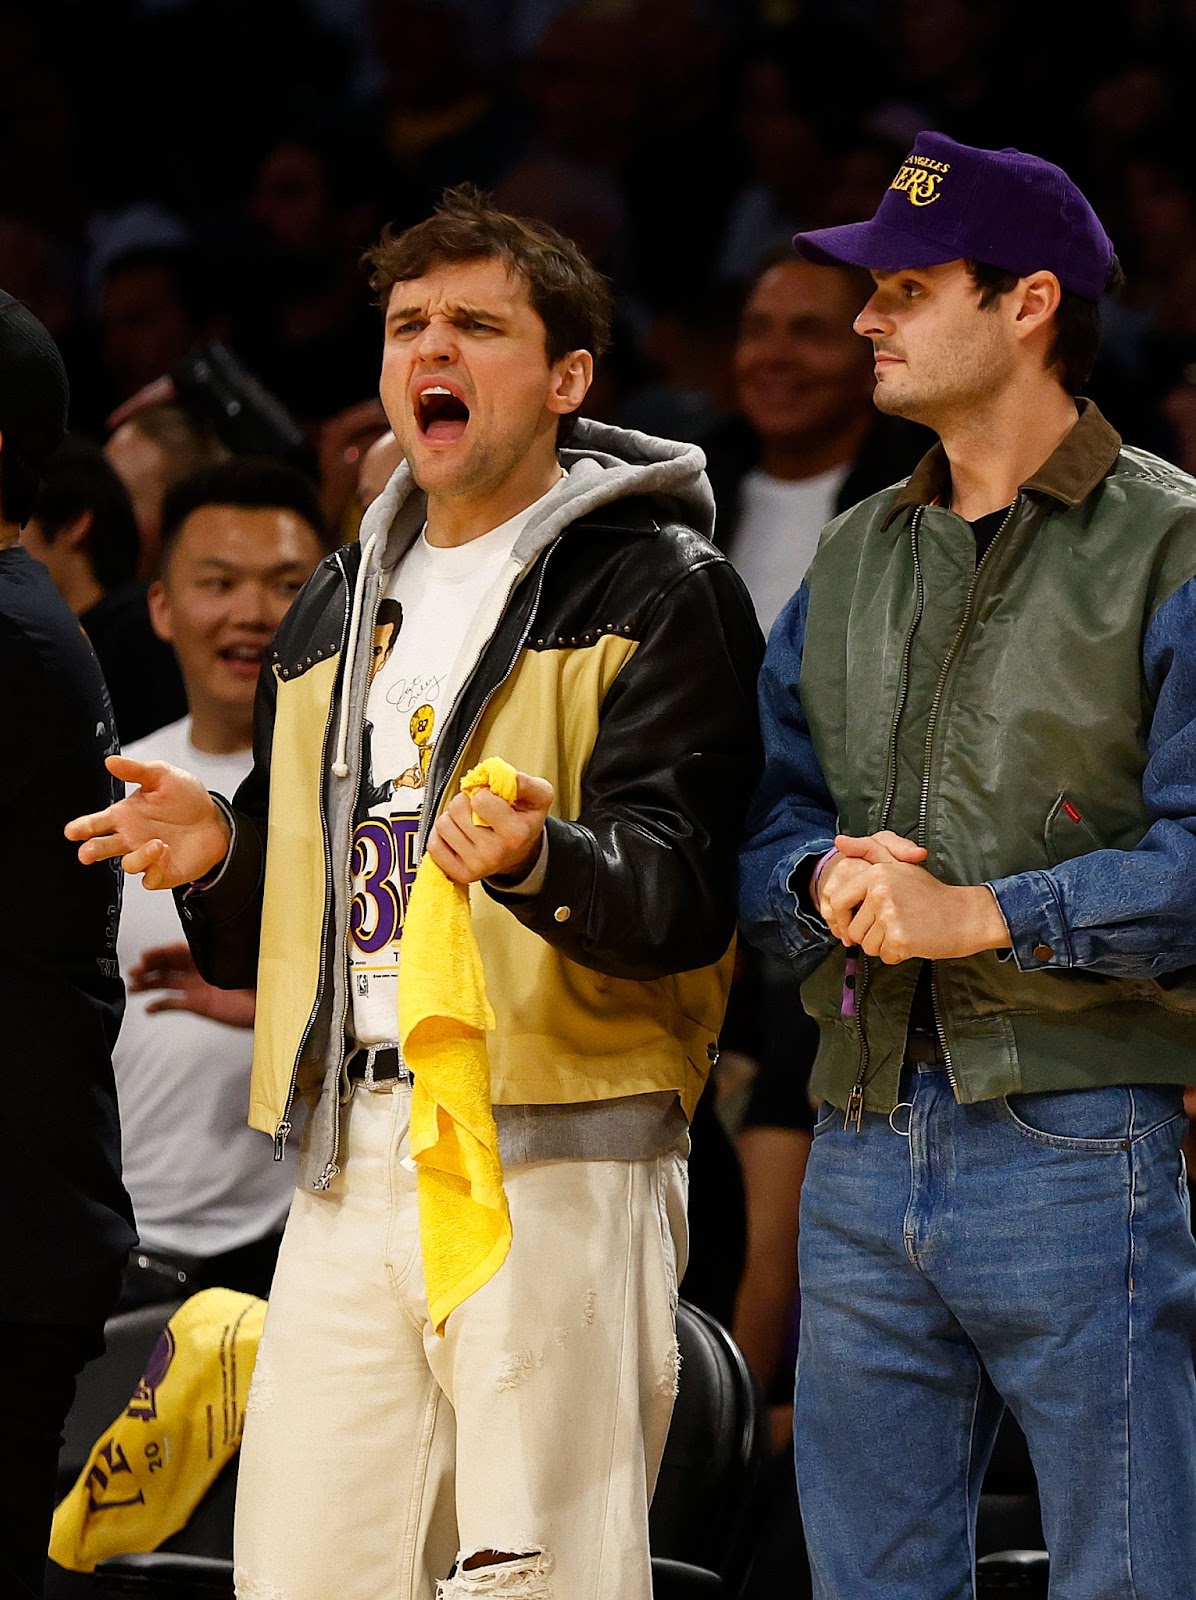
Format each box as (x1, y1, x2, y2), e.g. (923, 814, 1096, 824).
(409, 427, 532, 507)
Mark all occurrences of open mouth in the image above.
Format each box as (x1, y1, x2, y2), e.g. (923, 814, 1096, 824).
(219, 644, 264, 676)
(416, 385, 471, 444)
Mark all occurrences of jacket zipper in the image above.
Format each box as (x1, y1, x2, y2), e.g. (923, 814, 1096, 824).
(917, 496, 1020, 1101)
(844, 507, 926, 1130)
(285, 545, 557, 1174)
(273, 552, 355, 1168)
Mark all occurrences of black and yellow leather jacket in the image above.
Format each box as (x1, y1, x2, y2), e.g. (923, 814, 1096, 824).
(181, 419, 763, 1190)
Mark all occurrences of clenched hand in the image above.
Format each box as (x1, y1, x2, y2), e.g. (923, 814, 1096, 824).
(426, 772, 554, 886)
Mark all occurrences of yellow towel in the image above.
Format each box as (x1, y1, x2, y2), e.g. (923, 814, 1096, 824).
(50, 1289, 266, 1572)
(400, 756, 516, 1334)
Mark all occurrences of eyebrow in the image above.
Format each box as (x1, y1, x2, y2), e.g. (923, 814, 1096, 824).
(192, 557, 310, 576)
(386, 302, 509, 329)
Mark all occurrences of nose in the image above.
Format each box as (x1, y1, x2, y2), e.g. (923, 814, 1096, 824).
(853, 291, 890, 341)
(229, 581, 273, 629)
(414, 317, 457, 364)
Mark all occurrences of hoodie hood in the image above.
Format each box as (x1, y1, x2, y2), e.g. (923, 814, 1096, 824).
(357, 416, 715, 570)
(332, 419, 714, 780)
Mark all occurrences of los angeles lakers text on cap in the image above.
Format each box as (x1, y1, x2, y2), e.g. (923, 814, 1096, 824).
(889, 152, 951, 207)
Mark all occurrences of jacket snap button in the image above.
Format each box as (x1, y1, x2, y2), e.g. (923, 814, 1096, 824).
(1033, 943, 1053, 961)
(553, 905, 571, 923)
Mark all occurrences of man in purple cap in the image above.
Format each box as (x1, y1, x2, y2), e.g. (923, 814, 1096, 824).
(741, 133, 1196, 1596)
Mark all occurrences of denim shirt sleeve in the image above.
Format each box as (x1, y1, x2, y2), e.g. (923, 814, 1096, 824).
(738, 583, 838, 972)
(988, 574, 1196, 977)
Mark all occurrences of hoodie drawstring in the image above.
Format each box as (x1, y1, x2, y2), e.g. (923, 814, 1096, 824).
(331, 524, 383, 779)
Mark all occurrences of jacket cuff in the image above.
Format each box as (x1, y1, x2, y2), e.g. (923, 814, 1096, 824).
(483, 814, 592, 934)
(986, 869, 1072, 971)
(485, 831, 549, 898)
(778, 840, 837, 958)
(174, 796, 265, 931)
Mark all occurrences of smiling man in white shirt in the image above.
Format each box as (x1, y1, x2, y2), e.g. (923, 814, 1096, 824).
(114, 457, 324, 1306)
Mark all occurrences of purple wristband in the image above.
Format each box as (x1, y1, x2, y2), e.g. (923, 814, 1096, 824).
(811, 847, 838, 905)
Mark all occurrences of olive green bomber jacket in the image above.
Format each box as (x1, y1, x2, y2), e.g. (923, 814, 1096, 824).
(739, 402, 1196, 1114)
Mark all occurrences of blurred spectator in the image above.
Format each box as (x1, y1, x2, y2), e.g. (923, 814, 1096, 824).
(704, 250, 930, 633)
(519, 7, 642, 175)
(116, 456, 325, 1308)
(365, 0, 518, 194)
(357, 427, 403, 508)
(494, 155, 627, 280)
(228, 133, 386, 423)
(99, 247, 215, 405)
(714, 57, 826, 283)
(317, 396, 390, 535)
(0, 6, 78, 227)
(0, 214, 113, 432)
(105, 404, 229, 576)
(1163, 365, 1196, 475)
(617, 286, 741, 443)
(0, 215, 76, 342)
(21, 437, 187, 741)
(621, 0, 743, 303)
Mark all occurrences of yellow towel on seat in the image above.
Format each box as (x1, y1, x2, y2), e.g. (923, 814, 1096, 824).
(400, 756, 517, 1334)
(49, 1289, 266, 1572)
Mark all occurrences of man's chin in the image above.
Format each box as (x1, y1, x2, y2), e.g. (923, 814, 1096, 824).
(873, 382, 922, 423)
(406, 445, 478, 496)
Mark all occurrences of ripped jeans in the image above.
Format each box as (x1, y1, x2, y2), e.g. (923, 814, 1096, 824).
(233, 1085, 688, 1600)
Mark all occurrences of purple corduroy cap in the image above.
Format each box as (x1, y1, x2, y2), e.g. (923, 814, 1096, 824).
(793, 131, 1115, 303)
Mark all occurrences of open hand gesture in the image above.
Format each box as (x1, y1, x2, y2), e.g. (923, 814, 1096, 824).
(65, 756, 232, 890)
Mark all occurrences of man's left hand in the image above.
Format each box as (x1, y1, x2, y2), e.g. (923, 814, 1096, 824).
(842, 860, 1011, 963)
(426, 772, 554, 886)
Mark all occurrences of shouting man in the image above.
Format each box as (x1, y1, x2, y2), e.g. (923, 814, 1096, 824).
(68, 188, 762, 1600)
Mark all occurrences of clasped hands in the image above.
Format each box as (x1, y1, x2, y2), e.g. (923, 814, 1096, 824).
(813, 831, 1010, 964)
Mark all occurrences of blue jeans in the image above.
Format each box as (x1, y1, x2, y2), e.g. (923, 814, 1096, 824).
(795, 1066, 1196, 1600)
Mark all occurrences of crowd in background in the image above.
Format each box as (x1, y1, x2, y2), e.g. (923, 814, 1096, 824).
(10, 2, 1196, 1591)
(3, 0, 1196, 483)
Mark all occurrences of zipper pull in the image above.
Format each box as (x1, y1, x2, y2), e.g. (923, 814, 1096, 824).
(314, 1161, 340, 1192)
(844, 1084, 864, 1132)
(273, 1120, 292, 1161)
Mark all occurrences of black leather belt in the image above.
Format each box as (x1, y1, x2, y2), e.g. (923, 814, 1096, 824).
(346, 1046, 412, 1089)
(905, 1029, 945, 1066)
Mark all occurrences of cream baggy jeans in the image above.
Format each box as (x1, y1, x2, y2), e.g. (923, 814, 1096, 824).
(233, 1084, 689, 1600)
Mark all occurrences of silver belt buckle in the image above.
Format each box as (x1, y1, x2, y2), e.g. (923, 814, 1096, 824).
(363, 1045, 408, 1093)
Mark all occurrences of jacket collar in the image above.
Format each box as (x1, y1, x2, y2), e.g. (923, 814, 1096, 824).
(881, 399, 1123, 529)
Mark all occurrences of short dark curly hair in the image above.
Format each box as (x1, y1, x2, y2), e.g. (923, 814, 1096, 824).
(362, 184, 614, 366)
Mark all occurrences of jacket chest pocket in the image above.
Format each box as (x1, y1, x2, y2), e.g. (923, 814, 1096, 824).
(1043, 791, 1104, 865)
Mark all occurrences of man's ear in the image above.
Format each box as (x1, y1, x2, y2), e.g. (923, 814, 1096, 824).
(1012, 271, 1062, 343)
(147, 578, 173, 644)
(59, 509, 94, 551)
(547, 349, 594, 418)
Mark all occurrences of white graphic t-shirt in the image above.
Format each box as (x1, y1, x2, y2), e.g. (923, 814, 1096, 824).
(348, 480, 564, 1045)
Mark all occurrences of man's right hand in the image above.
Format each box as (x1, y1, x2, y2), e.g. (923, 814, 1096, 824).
(814, 830, 928, 943)
(65, 756, 232, 890)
